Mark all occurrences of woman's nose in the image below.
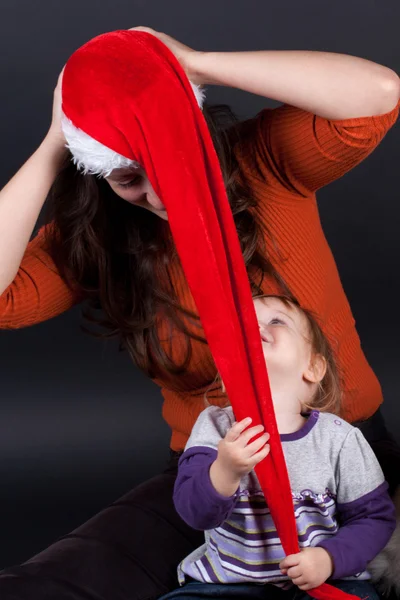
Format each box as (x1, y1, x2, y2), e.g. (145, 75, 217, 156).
(145, 188, 166, 212)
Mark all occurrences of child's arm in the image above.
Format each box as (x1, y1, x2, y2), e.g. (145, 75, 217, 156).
(173, 410, 270, 530)
(280, 427, 395, 590)
(316, 428, 396, 579)
(173, 446, 240, 530)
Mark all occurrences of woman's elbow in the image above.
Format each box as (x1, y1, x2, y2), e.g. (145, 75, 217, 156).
(375, 69, 400, 114)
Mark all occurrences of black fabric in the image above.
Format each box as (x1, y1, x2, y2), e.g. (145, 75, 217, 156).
(158, 579, 379, 600)
(0, 451, 203, 600)
(0, 411, 398, 600)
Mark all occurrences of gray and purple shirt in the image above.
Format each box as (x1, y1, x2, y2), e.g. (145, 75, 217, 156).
(174, 407, 395, 586)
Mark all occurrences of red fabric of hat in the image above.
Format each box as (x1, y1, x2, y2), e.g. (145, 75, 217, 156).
(62, 30, 357, 600)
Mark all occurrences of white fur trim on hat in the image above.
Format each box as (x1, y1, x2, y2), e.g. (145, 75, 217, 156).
(62, 82, 206, 178)
(61, 115, 138, 178)
(191, 82, 206, 109)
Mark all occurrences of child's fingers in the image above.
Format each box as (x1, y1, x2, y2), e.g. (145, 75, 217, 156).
(287, 566, 302, 579)
(225, 417, 253, 442)
(239, 424, 266, 446)
(245, 432, 270, 455)
(291, 576, 308, 588)
(279, 553, 301, 570)
(248, 444, 270, 467)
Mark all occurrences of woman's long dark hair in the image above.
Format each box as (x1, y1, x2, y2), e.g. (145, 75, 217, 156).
(45, 104, 291, 380)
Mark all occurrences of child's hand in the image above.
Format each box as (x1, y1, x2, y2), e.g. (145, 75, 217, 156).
(209, 417, 270, 497)
(279, 547, 334, 591)
(219, 417, 270, 475)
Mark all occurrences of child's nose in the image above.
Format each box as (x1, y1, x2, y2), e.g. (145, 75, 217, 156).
(259, 326, 273, 343)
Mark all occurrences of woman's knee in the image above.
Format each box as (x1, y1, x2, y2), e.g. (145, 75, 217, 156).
(0, 471, 203, 600)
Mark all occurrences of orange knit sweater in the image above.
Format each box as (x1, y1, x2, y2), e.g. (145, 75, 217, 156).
(1, 102, 398, 451)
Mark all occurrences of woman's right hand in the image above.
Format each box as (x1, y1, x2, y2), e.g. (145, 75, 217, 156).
(45, 69, 66, 149)
(217, 417, 270, 479)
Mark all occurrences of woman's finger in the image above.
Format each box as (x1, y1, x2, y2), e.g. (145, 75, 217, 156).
(129, 26, 156, 34)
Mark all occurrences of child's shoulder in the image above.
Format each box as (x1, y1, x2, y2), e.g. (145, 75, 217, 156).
(187, 405, 235, 446)
(315, 411, 355, 440)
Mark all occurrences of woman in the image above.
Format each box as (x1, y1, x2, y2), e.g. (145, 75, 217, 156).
(0, 26, 399, 600)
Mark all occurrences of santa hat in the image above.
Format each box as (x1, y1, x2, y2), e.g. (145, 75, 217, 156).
(61, 31, 356, 600)
(62, 81, 205, 177)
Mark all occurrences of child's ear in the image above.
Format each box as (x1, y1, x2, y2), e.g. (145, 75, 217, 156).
(303, 354, 327, 384)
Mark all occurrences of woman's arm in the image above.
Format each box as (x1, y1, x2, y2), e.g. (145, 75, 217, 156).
(242, 102, 398, 196)
(131, 28, 400, 119)
(0, 137, 66, 296)
(193, 50, 400, 119)
(134, 28, 399, 195)
(0, 225, 81, 329)
(0, 72, 66, 296)
(0, 71, 82, 328)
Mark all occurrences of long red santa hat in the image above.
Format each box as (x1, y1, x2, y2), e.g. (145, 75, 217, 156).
(61, 30, 357, 600)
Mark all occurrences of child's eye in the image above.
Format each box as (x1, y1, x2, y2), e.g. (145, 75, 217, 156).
(269, 318, 285, 326)
(119, 177, 142, 189)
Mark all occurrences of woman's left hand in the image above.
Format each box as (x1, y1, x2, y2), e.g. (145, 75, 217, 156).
(129, 27, 399, 117)
(129, 26, 204, 85)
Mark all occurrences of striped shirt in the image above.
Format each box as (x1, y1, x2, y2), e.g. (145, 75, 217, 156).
(173, 407, 395, 586)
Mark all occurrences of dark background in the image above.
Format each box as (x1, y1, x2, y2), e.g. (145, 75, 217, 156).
(0, 0, 399, 570)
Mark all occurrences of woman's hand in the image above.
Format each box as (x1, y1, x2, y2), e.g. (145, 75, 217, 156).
(129, 26, 204, 85)
(45, 69, 67, 150)
(130, 28, 399, 117)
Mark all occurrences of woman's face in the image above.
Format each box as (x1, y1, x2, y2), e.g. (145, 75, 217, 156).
(105, 167, 168, 221)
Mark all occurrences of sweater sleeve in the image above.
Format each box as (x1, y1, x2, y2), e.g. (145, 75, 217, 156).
(0, 226, 81, 329)
(173, 446, 240, 530)
(248, 100, 399, 196)
(173, 406, 239, 529)
(317, 428, 396, 578)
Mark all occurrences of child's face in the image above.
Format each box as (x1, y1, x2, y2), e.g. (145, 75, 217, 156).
(253, 297, 314, 389)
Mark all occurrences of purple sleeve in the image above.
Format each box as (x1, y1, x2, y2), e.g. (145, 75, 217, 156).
(317, 482, 396, 578)
(173, 446, 240, 530)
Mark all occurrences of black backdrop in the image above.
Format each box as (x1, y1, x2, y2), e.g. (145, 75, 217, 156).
(0, 0, 399, 569)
